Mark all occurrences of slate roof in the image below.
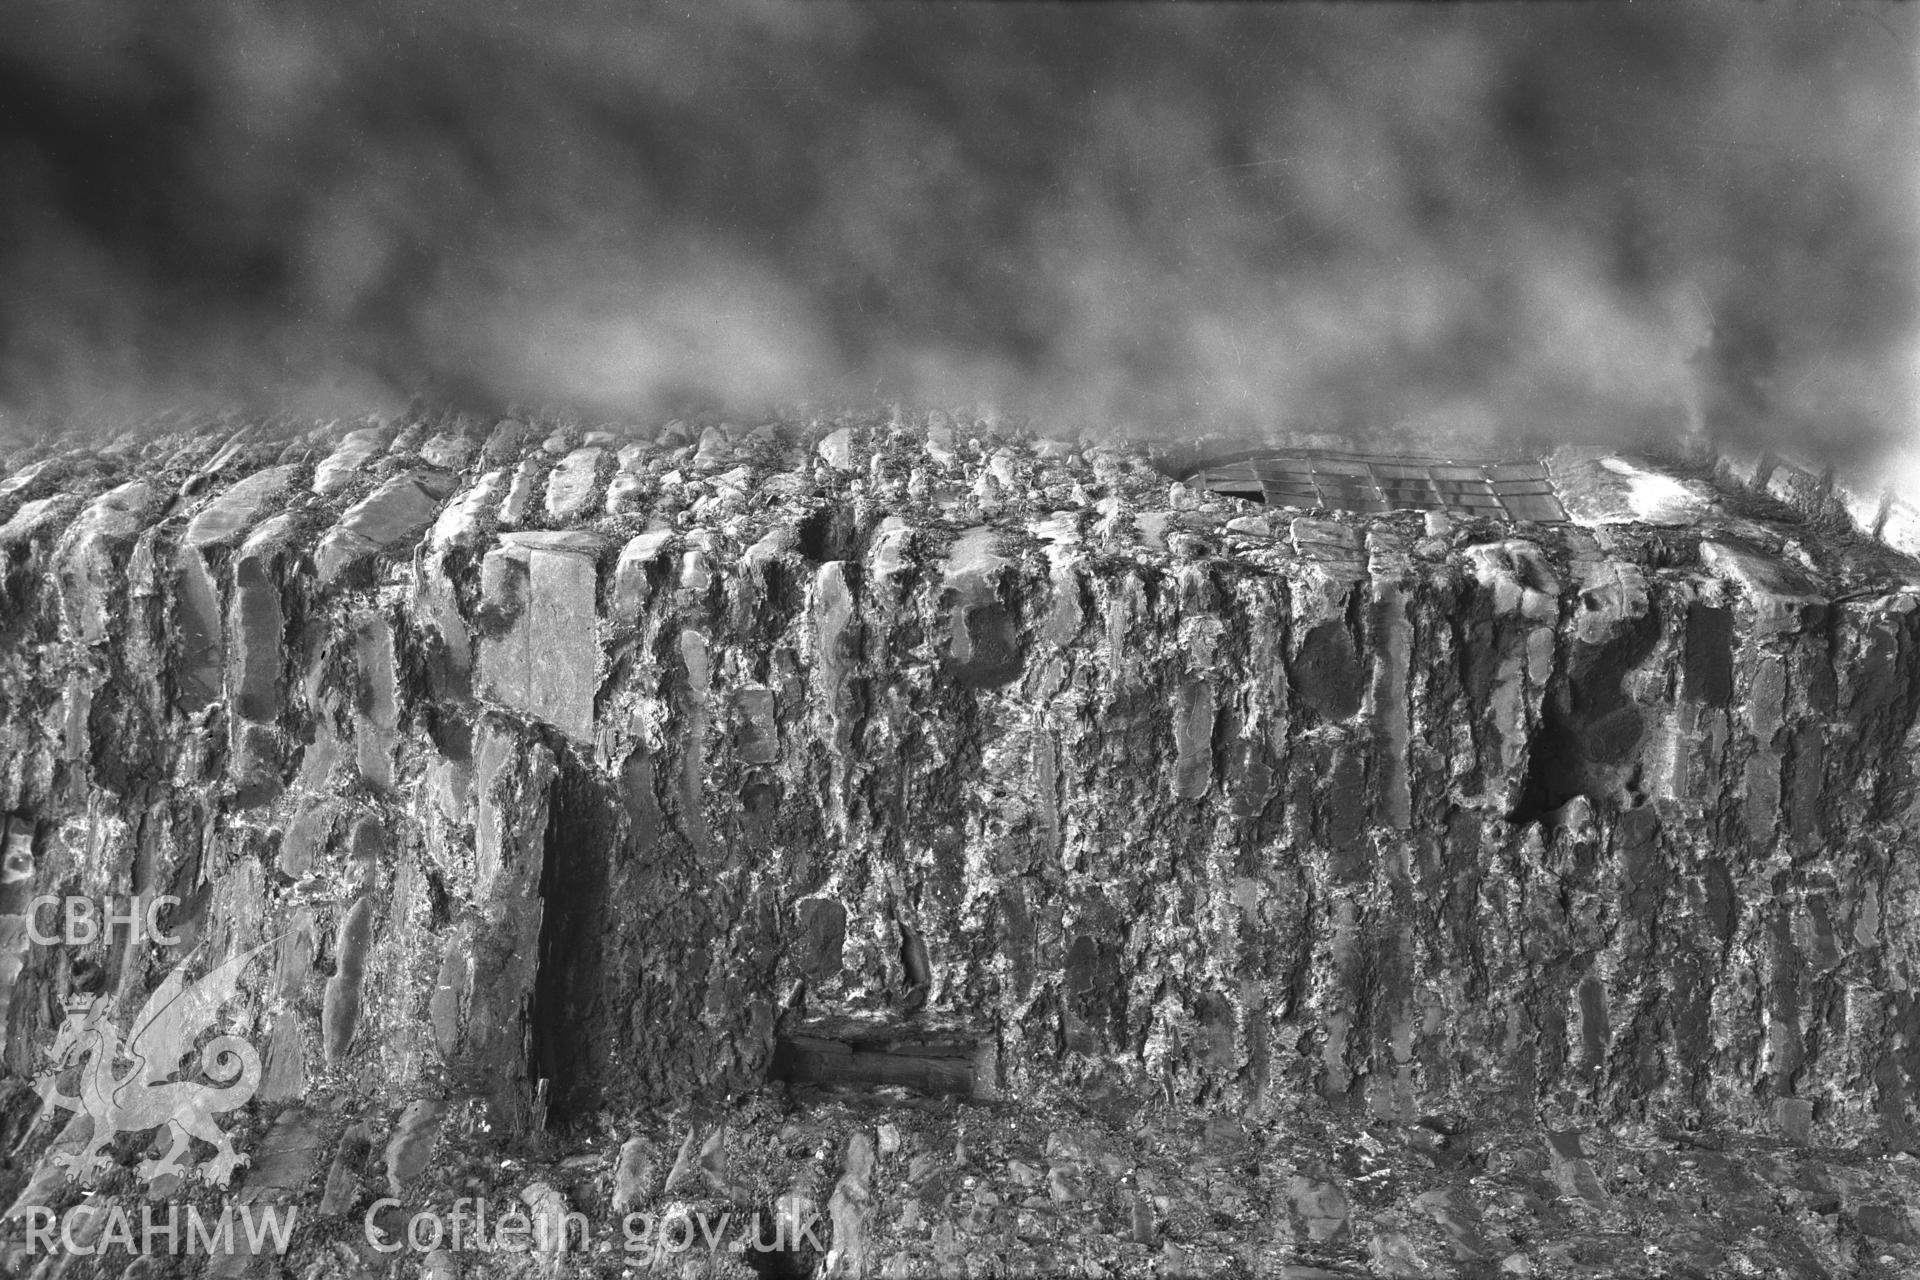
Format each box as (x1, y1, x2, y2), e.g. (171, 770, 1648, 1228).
(1186, 449, 1570, 522)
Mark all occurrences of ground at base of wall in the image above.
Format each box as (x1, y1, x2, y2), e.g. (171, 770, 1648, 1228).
(9, 1087, 1920, 1280)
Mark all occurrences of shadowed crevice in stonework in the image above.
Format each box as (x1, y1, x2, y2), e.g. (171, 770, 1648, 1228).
(1511, 597, 1662, 826)
(529, 749, 618, 1129)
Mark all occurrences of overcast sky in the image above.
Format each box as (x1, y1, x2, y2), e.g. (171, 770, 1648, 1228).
(0, 1, 1913, 467)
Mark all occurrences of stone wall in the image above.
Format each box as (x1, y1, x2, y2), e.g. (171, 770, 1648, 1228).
(0, 415, 1917, 1192)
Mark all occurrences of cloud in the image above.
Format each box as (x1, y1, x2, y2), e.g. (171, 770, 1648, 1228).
(0, 0, 1912, 464)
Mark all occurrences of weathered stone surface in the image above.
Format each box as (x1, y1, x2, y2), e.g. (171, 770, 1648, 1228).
(939, 526, 1021, 687)
(228, 523, 289, 727)
(482, 417, 533, 463)
(55, 480, 159, 643)
(733, 684, 779, 764)
(385, 1099, 446, 1195)
(498, 529, 606, 554)
(817, 426, 856, 471)
(172, 545, 226, 711)
(0, 457, 63, 504)
(315, 469, 456, 585)
(521, 1180, 578, 1253)
(317, 1121, 373, 1218)
(1543, 1131, 1612, 1217)
(500, 456, 542, 526)
(827, 1132, 876, 1278)
(1172, 679, 1214, 799)
(429, 468, 507, 552)
(418, 432, 474, 471)
(0, 817, 35, 1072)
(613, 527, 675, 621)
(542, 446, 604, 523)
(474, 533, 605, 740)
(235, 1107, 325, 1203)
(1701, 537, 1827, 636)
(312, 426, 389, 495)
(693, 425, 732, 469)
(1286, 1174, 1352, 1244)
(259, 1008, 307, 1101)
(184, 463, 300, 547)
(604, 468, 649, 516)
(322, 896, 375, 1064)
(610, 1135, 657, 1214)
(1290, 516, 1362, 565)
(0, 416, 1914, 1280)
(0, 494, 82, 547)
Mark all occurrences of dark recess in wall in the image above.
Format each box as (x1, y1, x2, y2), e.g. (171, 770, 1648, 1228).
(530, 749, 617, 1129)
(1512, 604, 1661, 826)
